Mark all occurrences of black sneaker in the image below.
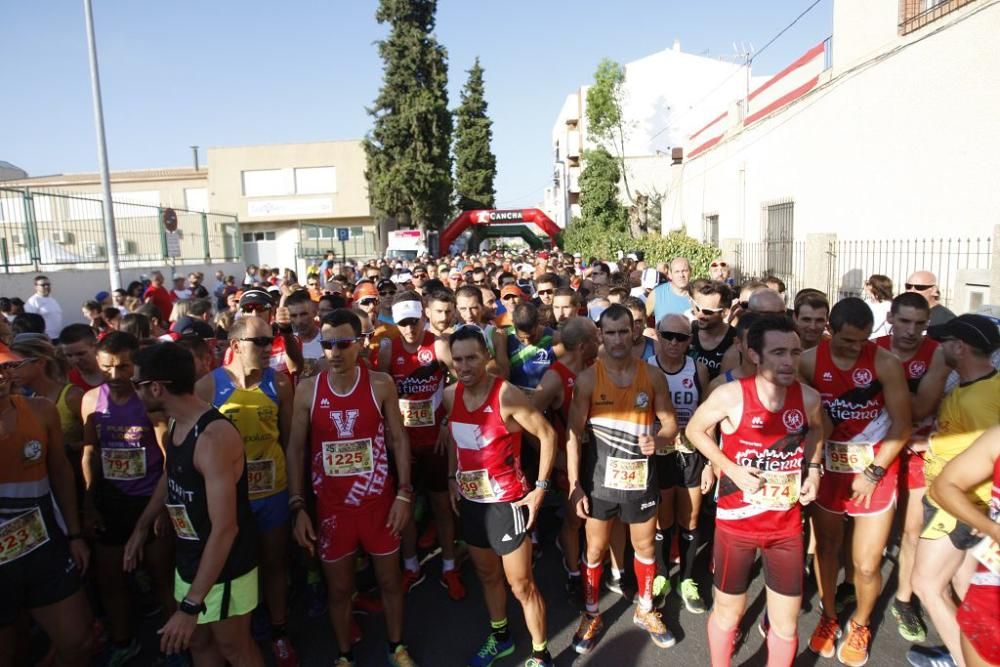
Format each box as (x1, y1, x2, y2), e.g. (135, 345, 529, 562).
(891, 598, 927, 643)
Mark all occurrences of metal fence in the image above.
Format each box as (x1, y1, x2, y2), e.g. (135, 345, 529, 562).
(733, 240, 807, 304)
(296, 222, 379, 261)
(0, 186, 241, 273)
(829, 236, 992, 306)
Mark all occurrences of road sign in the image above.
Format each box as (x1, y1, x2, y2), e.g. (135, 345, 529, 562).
(336, 227, 350, 242)
(162, 208, 178, 233)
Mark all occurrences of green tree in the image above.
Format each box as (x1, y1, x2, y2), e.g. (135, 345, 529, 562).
(586, 59, 634, 205)
(578, 147, 628, 233)
(364, 0, 453, 232)
(453, 57, 496, 211)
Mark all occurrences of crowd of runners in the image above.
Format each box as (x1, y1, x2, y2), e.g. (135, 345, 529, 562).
(0, 247, 998, 667)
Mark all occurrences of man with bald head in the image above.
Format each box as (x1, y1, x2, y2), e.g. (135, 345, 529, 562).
(648, 257, 693, 322)
(720, 288, 788, 375)
(905, 270, 955, 326)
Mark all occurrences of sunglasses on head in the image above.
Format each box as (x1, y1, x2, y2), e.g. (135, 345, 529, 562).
(905, 283, 935, 291)
(320, 337, 359, 350)
(396, 318, 421, 328)
(239, 336, 274, 347)
(658, 330, 691, 342)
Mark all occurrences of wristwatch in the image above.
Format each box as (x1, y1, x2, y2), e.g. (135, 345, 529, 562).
(864, 464, 886, 481)
(179, 597, 207, 616)
(535, 479, 552, 491)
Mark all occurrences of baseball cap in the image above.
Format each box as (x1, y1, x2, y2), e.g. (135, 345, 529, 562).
(516, 263, 534, 275)
(377, 278, 396, 292)
(95, 291, 110, 302)
(238, 289, 274, 308)
(500, 284, 523, 300)
(927, 313, 1000, 353)
(353, 282, 379, 300)
(393, 272, 413, 284)
(641, 268, 660, 290)
(173, 316, 215, 340)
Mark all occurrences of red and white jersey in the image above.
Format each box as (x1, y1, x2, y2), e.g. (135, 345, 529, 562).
(388, 332, 446, 450)
(875, 335, 938, 440)
(309, 366, 393, 510)
(813, 339, 891, 449)
(450, 377, 528, 503)
(546, 361, 576, 450)
(717, 377, 807, 537)
(969, 454, 1000, 587)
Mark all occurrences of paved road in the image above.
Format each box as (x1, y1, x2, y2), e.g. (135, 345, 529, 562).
(123, 509, 939, 666)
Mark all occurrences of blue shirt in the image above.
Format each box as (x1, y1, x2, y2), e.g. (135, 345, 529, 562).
(652, 283, 691, 323)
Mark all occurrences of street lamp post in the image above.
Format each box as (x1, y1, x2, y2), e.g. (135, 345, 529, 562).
(83, 0, 121, 290)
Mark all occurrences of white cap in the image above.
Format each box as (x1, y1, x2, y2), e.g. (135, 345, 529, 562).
(588, 302, 608, 322)
(626, 252, 639, 261)
(641, 268, 659, 290)
(517, 263, 534, 275)
(391, 300, 424, 323)
(392, 272, 413, 284)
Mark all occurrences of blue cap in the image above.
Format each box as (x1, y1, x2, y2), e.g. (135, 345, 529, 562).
(95, 291, 110, 302)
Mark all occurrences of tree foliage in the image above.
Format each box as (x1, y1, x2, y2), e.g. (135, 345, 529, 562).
(585, 58, 634, 204)
(577, 147, 628, 233)
(453, 57, 496, 212)
(364, 0, 453, 231)
(563, 224, 721, 280)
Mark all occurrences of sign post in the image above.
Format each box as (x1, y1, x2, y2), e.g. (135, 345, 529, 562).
(163, 208, 181, 259)
(336, 227, 349, 262)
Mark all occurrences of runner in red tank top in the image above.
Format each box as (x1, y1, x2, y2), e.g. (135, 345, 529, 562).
(800, 297, 912, 664)
(687, 315, 824, 667)
(378, 291, 461, 598)
(442, 325, 558, 667)
(875, 292, 950, 642)
(286, 309, 418, 666)
(928, 425, 1000, 667)
(531, 317, 599, 600)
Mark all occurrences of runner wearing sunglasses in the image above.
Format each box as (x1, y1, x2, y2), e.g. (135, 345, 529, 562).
(223, 289, 303, 379)
(287, 309, 417, 667)
(690, 281, 737, 380)
(196, 315, 298, 666)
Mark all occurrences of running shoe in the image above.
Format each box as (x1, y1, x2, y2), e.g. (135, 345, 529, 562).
(106, 638, 142, 667)
(905, 645, 957, 667)
(524, 658, 554, 667)
(835, 582, 856, 613)
(633, 607, 676, 648)
(808, 615, 842, 658)
(679, 578, 706, 614)
(836, 619, 871, 667)
(891, 598, 927, 643)
(604, 573, 625, 596)
(467, 633, 515, 667)
(271, 637, 299, 667)
(441, 569, 467, 601)
(651, 574, 671, 609)
(571, 613, 604, 654)
(387, 644, 419, 667)
(401, 568, 426, 593)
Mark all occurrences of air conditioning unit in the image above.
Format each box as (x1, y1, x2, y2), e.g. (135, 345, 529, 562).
(84, 242, 105, 259)
(52, 230, 74, 245)
(117, 240, 138, 256)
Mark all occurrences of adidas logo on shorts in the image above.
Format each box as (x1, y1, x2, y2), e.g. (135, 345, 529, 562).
(502, 533, 512, 542)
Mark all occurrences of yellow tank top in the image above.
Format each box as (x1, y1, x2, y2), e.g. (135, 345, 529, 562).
(211, 366, 286, 499)
(56, 383, 83, 447)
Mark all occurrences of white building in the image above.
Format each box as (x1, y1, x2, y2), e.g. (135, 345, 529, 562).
(544, 41, 769, 229)
(661, 0, 999, 306)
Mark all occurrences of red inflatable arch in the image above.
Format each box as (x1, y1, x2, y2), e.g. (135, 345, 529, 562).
(439, 208, 560, 253)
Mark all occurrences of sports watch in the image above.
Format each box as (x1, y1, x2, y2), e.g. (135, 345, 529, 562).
(179, 597, 207, 616)
(535, 479, 552, 491)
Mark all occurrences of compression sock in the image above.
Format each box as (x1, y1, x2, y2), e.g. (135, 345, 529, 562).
(766, 628, 798, 667)
(490, 618, 510, 642)
(634, 554, 657, 612)
(658, 525, 675, 576)
(531, 641, 552, 662)
(442, 558, 456, 573)
(403, 556, 419, 572)
(679, 527, 701, 581)
(707, 614, 737, 667)
(584, 560, 603, 614)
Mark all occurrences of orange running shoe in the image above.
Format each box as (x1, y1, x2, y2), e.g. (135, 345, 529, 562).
(837, 619, 871, 667)
(808, 615, 842, 658)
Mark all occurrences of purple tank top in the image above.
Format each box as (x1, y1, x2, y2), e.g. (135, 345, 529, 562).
(94, 384, 162, 496)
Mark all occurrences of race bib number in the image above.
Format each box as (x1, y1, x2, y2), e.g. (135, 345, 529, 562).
(747, 470, 801, 509)
(322, 439, 374, 477)
(247, 459, 275, 495)
(166, 504, 198, 541)
(825, 441, 874, 473)
(972, 536, 1000, 576)
(456, 469, 497, 501)
(400, 399, 435, 427)
(604, 456, 648, 491)
(101, 447, 146, 481)
(0, 507, 50, 566)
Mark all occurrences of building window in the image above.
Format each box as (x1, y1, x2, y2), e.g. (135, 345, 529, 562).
(184, 188, 208, 213)
(243, 169, 293, 197)
(305, 225, 335, 241)
(350, 227, 363, 237)
(242, 231, 276, 242)
(763, 200, 794, 277)
(295, 167, 337, 194)
(899, 0, 976, 35)
(703, 214, 719, 247)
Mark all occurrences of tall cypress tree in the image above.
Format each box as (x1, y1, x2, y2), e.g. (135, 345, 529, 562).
(364, 0, 453, 232)
(453, 57, 496, 212)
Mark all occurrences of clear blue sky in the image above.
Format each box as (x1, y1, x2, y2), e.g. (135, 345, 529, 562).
(1, 0, 832, 210)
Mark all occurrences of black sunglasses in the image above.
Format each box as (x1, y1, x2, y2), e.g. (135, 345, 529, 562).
(905, 283, 935, 291)
(239, 336, 274, 347)
(320, 337, 359, 350)
(658, 331, 691, 342)
(536, 289, 554, 296)
(501, 294, 519, 301)
(359, 298, 378, 306)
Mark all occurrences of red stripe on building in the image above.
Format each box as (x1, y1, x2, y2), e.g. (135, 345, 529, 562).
(747, 41, 825, 103)
(743, 75, 819, 127)
(688, 134, 724, 159)
(689, 111, 728, 141)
